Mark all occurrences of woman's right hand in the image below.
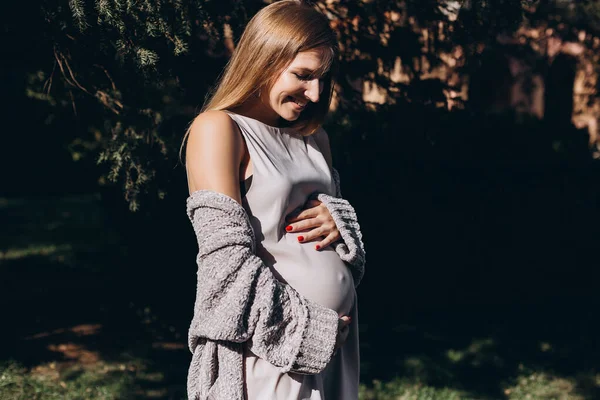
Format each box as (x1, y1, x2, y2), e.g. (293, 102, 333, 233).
(335, 315, 352, 351)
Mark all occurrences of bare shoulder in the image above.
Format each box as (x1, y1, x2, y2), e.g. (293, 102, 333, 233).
(187, 110, 240, 147)
(186, 110, 243, 160)
(185, 110, 244, 201)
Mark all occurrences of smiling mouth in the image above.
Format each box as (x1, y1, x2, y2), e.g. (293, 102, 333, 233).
(288, 96, 307, 109)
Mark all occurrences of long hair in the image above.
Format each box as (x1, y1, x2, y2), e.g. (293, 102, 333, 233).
(181, 0, 338, 160)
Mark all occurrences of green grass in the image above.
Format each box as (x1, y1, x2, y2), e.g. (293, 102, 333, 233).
(0, 358, 187, 400)
(358, 371, 597, 400)
(0, 194, 187, 400)
(357, 337, 599, 399)
(0, 361, 136, 400)
(2, 194, 599, 400)
(2, 360, 593, 400)
(359, 379, 467, 400)
(504, 370, 599, 400)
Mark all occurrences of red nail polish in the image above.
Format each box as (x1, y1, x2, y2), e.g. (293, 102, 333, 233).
(315, 245, 321, 250)
(286, 225, 292, 232)
(297, 236, 304, 242)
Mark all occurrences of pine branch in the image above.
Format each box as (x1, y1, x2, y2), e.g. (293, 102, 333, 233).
(69, 0, 88, 31)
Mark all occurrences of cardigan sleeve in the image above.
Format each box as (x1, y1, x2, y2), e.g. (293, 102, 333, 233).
(314, 168, 366, 287)
(186, 190, 339, 375)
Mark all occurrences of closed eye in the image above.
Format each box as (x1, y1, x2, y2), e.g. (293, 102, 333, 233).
(294, 73, 311, 81)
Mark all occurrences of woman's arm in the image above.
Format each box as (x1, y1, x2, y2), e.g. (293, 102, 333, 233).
(185, 111, 340, 374)
(185, 110, 245, 201)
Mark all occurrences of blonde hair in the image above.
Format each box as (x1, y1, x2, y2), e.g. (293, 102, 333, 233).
(181, 0, 338, 159)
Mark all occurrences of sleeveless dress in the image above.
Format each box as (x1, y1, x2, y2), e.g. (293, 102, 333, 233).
(225, 111, 360, 400)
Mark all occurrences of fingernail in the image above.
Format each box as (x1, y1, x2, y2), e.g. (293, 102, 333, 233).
(315, 245, 321, 250)
(297, 236, 304, 242)
(286, 225, 293, 232)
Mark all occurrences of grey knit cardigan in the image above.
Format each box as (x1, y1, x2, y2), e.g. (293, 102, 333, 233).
(185, 171, 365, 400)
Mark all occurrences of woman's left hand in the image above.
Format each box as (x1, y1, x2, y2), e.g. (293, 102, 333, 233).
(285, 199, 340, 250)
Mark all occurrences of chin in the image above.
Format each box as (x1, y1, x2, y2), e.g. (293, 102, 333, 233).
(279, 110, 301, 122)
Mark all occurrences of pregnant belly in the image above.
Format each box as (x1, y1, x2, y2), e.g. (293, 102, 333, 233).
(262, 237, 355, 317)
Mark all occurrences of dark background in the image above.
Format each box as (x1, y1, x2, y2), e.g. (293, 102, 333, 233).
(2, 1, 600, 399)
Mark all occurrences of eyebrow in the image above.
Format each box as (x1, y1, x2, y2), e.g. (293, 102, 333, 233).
(292, 68, 316, 74)
(291, 67, 325, 78)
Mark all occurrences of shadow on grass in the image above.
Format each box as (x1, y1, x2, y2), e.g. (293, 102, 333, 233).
(0, 194, 191, 399)
(351, 158, 600, 399)
(1, 184, 599, 399)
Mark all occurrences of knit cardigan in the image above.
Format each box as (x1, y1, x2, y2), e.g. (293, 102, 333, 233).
(186, 172, 365, 400)
(315, 168, 366, 286)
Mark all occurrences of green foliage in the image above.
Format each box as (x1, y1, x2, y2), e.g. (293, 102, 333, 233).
(36, 0, 252, 210)
(545, 0, 600, 35)
(1, 358, 589, 400)
(3, 193, 599, 398)
(96, 110, 167, 211)
(357, 372, 592, 400)
(505, 372, 585, 400)
(68, 0, 88, 32)
(359, 379, 467, 400)
(0, 361, 135, 400)
(29, 0, 600, 210)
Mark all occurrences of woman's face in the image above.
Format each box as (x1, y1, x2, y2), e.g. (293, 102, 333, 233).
(263, 49, 326, 123)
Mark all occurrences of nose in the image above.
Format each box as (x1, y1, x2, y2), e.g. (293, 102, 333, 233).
(304, 79, 322, 103)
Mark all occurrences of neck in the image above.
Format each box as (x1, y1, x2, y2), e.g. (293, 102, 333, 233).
(234, 96, 280, 127)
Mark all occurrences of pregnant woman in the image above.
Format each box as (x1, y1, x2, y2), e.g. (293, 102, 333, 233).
(182, 1, 366, 399)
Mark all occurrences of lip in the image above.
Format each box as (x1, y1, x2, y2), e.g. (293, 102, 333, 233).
(291, 102, 306, 111)
(288, 96, 307, 110)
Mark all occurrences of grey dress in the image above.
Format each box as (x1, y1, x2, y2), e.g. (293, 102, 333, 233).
(225, 112, 360, 400)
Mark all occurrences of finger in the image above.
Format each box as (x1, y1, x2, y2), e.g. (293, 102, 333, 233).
(315, 231, 340, 251)
(340, 315, 352, 326)
(287, 218, 321, 233)
(305, 199, 322, 208)
(297, 227, 326, 242)
(286, 207, 319, 223)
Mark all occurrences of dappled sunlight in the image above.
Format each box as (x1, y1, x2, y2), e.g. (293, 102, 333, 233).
(0, 195, 122, 269)
(1, 194, 189, 398)
(151, 341, 186, 351)
(358, 303, 600, 399)
(25, 324, 103, 340)
(46, 343, 101, 365)
(504, 371, 585, 400)
(0, 244, 73, 261)
(361, 334, 600, 399)
(5, 1, 600, 399)
(445, 338, 503, 368)
(359, 377, 468, 400)
(0, 360, 138, 399)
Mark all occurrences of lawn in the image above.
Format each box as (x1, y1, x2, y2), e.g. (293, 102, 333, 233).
(1, 194, 598, 399)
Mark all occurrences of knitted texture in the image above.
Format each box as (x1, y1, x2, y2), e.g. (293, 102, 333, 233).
(313, 168, 366, 286)
(186, 190, 339, 400)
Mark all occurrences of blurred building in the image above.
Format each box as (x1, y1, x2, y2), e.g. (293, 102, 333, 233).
(325, 0, 599, 151)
